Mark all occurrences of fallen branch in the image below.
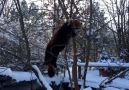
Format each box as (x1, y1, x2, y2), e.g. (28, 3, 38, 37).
(100, 68, 129, 88)
(32, 65, 53, 90)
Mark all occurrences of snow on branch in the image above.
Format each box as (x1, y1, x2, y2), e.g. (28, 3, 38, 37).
(77, 62, 129, 67)
(32, 65, 53, 90)
(0, 67, 37, 82)
(0, 67, 12, 76)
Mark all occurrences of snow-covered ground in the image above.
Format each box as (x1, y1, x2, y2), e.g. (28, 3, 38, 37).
(79, 70, 129, 90)
(43, 68, 129, 90)
(0, 66, 129, 90)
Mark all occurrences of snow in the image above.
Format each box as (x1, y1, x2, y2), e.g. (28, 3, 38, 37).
(32, 65, 53, 90)
(78, 70, 107, 88)
(85, 74, 129, 89)
(12, 71, 36, 82)
(104, 87, 122, 90)
(82, 70, 129, 90)
(83, 87, 92, 90)
(44, 74, 63, 85)
(77, 62, 129, 67)
(0, 67, 12, 77)
(64, 67, 129, 90)
(0, 66, 53, 90)
(110, 78, 129, 89)
(0, 65, 129, 90)
(0, 67, 37, 82)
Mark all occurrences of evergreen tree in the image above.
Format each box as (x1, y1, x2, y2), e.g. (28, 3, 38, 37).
(99, 48, 109, 62)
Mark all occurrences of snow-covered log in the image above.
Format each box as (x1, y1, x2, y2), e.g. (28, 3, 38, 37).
(77, 62, 129, 67)
(32, 65, 53, 90)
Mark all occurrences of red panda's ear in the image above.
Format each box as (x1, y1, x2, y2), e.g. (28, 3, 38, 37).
(72, 20, 82, 28)
(67, 19, 82, 28)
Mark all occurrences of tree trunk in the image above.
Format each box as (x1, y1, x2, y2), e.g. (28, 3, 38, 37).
(72, 38, 79, 90)
(14, 0, 48, 87)
(14, 0, 31, 62)
(65, 47, 73, 90)
(83, 0, 92, 88)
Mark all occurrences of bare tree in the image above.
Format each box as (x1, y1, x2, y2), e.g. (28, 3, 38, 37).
(102, 0, 129, 61)
(82, 0, 92, 88)
(13, 0, 49, 88)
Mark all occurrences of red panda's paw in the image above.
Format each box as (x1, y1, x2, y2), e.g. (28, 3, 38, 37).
(48, 64, 55, 78)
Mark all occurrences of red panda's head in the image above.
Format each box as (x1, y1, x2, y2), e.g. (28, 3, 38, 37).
(68, 19, 82, 37)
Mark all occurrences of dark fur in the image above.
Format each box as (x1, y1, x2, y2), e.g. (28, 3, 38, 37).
(44, 20, 81, 77)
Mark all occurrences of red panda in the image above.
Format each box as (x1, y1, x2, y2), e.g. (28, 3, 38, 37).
(44, 20, 82, 77)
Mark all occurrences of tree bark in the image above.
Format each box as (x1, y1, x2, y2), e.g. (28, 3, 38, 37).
(72, 38, 79, 90)
(83, 0, 92, 88)
(64, 47, 73, 90)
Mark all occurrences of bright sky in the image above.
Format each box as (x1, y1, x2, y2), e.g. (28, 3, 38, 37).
(26, 0, 125, 23)
(26, 0, 111, 15)
(94, 0, 114, 18)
